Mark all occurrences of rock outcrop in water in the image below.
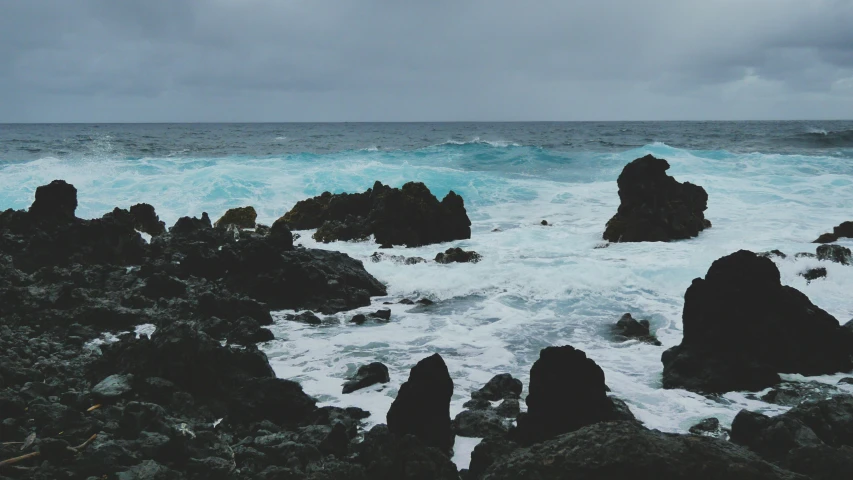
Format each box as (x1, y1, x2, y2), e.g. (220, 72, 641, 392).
(386, 353, 455, 454)
(279, 181, 472, 247)
(814, 221, 853, 243)
(214, 205, 257, 229)
(603, 155, 711, 242)
(662, 250, 853, 393)
(509, 345, 635, 446)
(731, 395, 853, 480)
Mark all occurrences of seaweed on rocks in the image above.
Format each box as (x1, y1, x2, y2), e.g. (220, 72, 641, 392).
(662, 250, 853, 394)
(603, 155, 711, 242)
(279, 181, 472, 247)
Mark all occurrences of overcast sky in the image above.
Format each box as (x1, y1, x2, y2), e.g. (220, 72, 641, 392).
(2, 0, 852, 122)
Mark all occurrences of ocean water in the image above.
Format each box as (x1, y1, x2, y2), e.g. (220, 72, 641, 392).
(2, 122, 853, 466)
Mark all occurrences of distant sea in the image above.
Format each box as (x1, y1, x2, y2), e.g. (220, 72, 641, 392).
(2, 121, 852, 467)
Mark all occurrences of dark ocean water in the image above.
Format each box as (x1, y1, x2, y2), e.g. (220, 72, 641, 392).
(2, 121, 853, 161)
(1, 121, 852, 460)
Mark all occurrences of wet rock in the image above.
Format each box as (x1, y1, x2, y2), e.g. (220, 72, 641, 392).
(540, 220, 549, 226)
(494, 398, 521, 418)
(689, 417, 730, 440)
(142, 273, 187, 300)
(356, 424, 459, 480)
(603, 155, 710, 242)
(662, 250, 853, 393)
(170, 212, 212, 235)
(342, 362, 391, 394)
(612, 313, 661, 345)
(468, 437, 519, 480)
(452, 409, 509, 438)
(813, 221, 853, 243)
(284, 311, 322, 325)
(840, 377, 853, 385)
(484, 421, 805, 480)
(417, 298, 434, 305)
(510, 345, 635, 446)
(471, 374, 523, 401)
(435, 247, 482, 264)
(226, 316, 275, 345)
(268, 217, 294, 249)
(214, 206, 257, 229)
(349, 313, 367, 325)
(760, 381, 844, 407)
(386, 353, 455, 454)
(816, 244, 852, 265)
(399, 298, 415, 305)
(92, 373, 134, 401)
(117, 459, 182, 480)
(759, 250, 787, 259)
(369, 309, 392, 321)
(129, 203, 167, 237)
(279, 181, 472, 247)
(369, 251, 427, 265)
(29, 180, 78, 221)
(800, 267, 827, 282)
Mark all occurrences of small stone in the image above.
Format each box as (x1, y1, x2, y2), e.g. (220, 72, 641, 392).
(342, 362, 390, 394)
(92, 374, 134, 401)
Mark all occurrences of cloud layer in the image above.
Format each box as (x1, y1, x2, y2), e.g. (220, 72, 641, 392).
(2, 0, 852, 121)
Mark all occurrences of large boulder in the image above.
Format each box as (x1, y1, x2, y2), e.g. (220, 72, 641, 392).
(279, 181, 472, 247)
(386, 353, 454, 454)
(662, 250, 853, 393)
(814, 221, 853, 243)
(731, 395, 853, 480)
(482, 421, 807, 480)
(29, 180, 78, 221)
(509, 345, 635, 446)
(214, 206, 257, 229)
(342, 362, 391, 394)
(603, 155, 710, 242)
(129, 203, 166, 236)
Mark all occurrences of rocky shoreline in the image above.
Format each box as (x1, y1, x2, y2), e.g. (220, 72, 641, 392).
(2, 166, 853, 479)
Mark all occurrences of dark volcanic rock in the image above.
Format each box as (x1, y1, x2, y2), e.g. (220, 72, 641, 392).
(386, 353, 455, 454)
(214, 206, 257, 229)
(612, 313, 661, 345)
(452, 409, 509, 438)
(129, 203, 166, 236)
(813, 221, 853, 243)
(29, 179, 78, 220)
(284, 311, 322, 325)
(280, 181, 472, 247)
(759, 249, 788, 259)
(662, 250, 853, 393)
(471, 373, 523, 402)
(603, 155, 710, 242)
(434, 247, 482, 264)
(509, 345, 635, 446)
(170, 212, 212, 236)
(343, 362, 391, 394)
(689, 417, 730, 440)
(816, 244, 852, 265)
(731, 395, 853, 479)
(759, 381, 844, 407)
(800, 267, 827, 282)
(369, 251, 427, 265)
(356, 424, 459, 480)
(483, 421, 806, 480)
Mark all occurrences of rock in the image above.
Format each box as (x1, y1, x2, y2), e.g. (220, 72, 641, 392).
(452, 409, 509, 438)
(343, 362, 391, 394)
(369, 309, 392, 321)
(813, 221, 853, 243)
(483, 421, 806, 480)
(759, 250, 788, 259)
(141, 273, 187, 299)
(494, 398, 521, 418)
(760, 381, 844, 407)
(386, 353, 455, 454)
(417, 298, 434, 305)
(226, 316, 275, 345)
(731, 395, 853, 479)
(840, 377, 853, 385)
(434, 247, 482, 264)
(284, 311, 322, 325)
(215, 206, 257, 229)
(356, 424, 459, 480)
(92, 374, 134, 401)
(117, 460, 182, 480)
(816, 244, 852, 265)
(612, 313, 661, 345)
(689, 417, 730, 440)
(349, 313, 367, 325)
(800, 267, 827, 282)
(170, 212, 212, 235)
(468, 437, 519, 480)
(399, 298, 415, 305)
(509, 345, 635, 446)
(540, 220, 549, 226)
(29, 180, 78, 220)
(603, 155, 710, 242)
(661, 250, 853, 393)
(129, 203, 166, 236)
(471, 374, 523, 401)
(268, 217, 294, 249)
(279, 181, 472, 247)
(369, 251, 427, 265)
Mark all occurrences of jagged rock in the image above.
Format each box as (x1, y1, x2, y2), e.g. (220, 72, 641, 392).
(279, 181, 472, 247)
(369, 251, 427, 265)
(509, 345, 635, 445)
(471, 374, 523, 401)
(434, 247, 482, 264)
(603, 155, 710, 242)
(170, 212, 211, 235)
(759, 250, 787, 259)
(386, 353, 455, 454)
(356, 424, 459, 480)
(800, 267, 827, 282)
(483, 421, 806, 480)
(342, 362, 390, 394)
(816, 244, 852, 265)
(661, 250, 853, 393)
(689, 417, 730, 440)
(760, 381, 844, 407)
(284, 311, 322, 325)
(29, 180, 78, 220)
(369, 309, 392, 321)
(215, 206, 257, 229)
(129, 203, 166, 236)
(452, 409, 509, 438)
(813, 221, 853, 243)
(731, 395, 853, 479)
(612, 313, 661, 345)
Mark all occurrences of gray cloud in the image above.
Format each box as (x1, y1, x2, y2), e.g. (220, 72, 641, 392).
(1, 0, 852, 121)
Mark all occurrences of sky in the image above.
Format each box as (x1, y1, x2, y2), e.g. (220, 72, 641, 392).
(1, 0, 852, 122)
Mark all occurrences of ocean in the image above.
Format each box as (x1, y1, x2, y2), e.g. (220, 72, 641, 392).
(2, 121, 852, 466)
